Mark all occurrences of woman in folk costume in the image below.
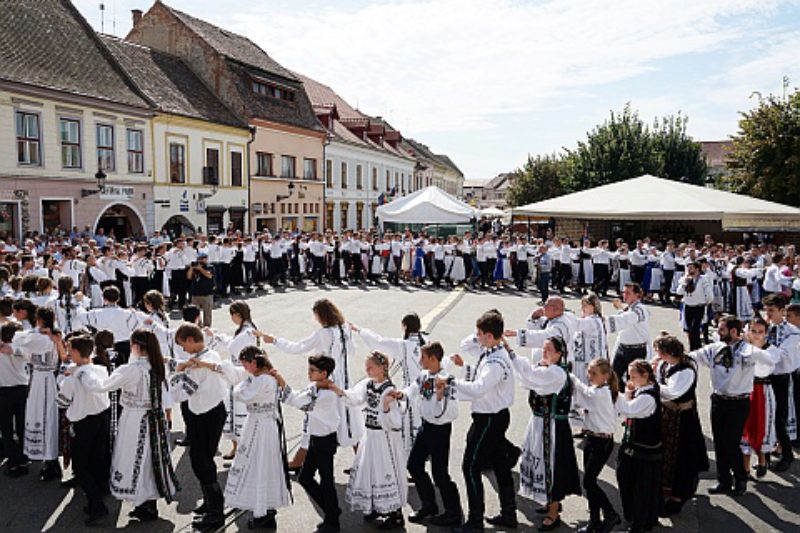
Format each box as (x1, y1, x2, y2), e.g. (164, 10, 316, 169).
(613, 245, 631, 296)
(52, 276, 88, 335)
(12, 307, 65, 481)
(651, 333, 709, 516)
(152, 244, 169, 298)
(401, 239, 413, 281)
(740, 317, 780, 480)
(206, 301, 259, 460)
(730, 256, 760, 321)
(261, 298, 363, 469)
(136, 291, 175, 424)
(351, 312, 425, 458)
(572, 294, 609, 431)
(329, 351, 406, 530)
(577, 240, 594, 295)
(615, 360, 662, 533)
(449, 236, 467, 284)
(369, 238, 384, 283)
(193, 346, 292, 530)
(642, 249, 663, 301)
(80, 254, 109, 309)
(79, 329, 179, 521)
(412, 240, 426, 285)
(511, 336, 581, 531)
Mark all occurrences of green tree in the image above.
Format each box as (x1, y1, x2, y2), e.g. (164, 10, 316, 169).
(652, 113, 708, 184)
(507, 153, 569, 207)
(723, 89, 800, 207)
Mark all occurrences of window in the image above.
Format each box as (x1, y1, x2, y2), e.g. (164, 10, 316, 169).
(256, 152, 273, 176)
(356, 202, 364, 230)
(341, 162, 348, 189)
(231, 151, 243, 187)
(303, 158, 317, 180)
(372, 167, 378, 190)
(59, 118, 81, 169)
(385, 169, 390, 191)
(326, 159, 333, 187)
(127, 129, 144, 173)
(340, 202, 349, 230)
(96, 124, 115, 171)
(16, 111, 41, 165)
(169, 143, 185, 184)
(400, 172, 405, 194)
(251, 80, 296, 103)
(356, 165, 363, 190)
(281, 155, 296, 178)
(326, 202, 334, 229)
(205, 147, 219, 185)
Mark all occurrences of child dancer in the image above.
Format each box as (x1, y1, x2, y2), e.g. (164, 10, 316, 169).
(277, 355, 342, 533)
(570, 358, 621, 533)
(0, 321, 27, 477)
(392, 342, 461, 527)
(329, 352, 406, 530)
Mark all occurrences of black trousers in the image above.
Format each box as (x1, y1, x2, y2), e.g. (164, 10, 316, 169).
(514, 261, 529, 291)
(662, 270, 675, 300)
(592, 264, 610, 296)
(463, 254, 473, 281)
(299, 432, 340, 526)
(0, 385, 27, 466)
(169, 268, 188, 307)
(476, 262, 487, 286)
(72, 410, 110, 513)
(770, 374, 794, 461)
(313, 256, 326, 284)
(582, 436, 615, 522)
(538, 272, 551, 301)
(434, 260, 446, 286)
(793, 370, 800, 443)
(684, 304, 706, 351)
(710, 395, 750, 485)
(187, 402, 226, 485)
(462, 409, 516, 523)
(612, 344, 648, 388)
(408, 421, 461, 514)
(558, 262, 572, 291)
(485, 258, 497, 285)
(131, 277, 150, 308)
(631, 265, 645, 285)
(243, 261, 255, 289)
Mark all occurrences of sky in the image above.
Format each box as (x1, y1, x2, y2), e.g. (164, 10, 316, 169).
(76, 0, 800, 182)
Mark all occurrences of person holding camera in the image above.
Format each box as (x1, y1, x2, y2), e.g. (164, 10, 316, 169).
(188, 252, 215, 327)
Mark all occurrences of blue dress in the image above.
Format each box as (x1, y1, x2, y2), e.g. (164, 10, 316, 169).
(493, 248, 506, 281)
(412, 246, 426, 278)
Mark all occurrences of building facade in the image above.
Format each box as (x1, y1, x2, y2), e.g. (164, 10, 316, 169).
(127, 2, 326, 234)
(0, 0, 155, 240)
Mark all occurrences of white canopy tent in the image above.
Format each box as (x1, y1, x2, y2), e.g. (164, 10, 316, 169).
(510, 174, 800, 231)
(376, 186, 478, 225)
(480, 207, 505, 217)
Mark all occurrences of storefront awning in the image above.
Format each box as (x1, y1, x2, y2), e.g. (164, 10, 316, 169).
(228, 206, 248, 213)
(205, 205, 227, 213)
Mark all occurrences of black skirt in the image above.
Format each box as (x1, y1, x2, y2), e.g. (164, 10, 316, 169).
(662, 406, 709, 500)
(551, 419, 582, 502)
(617, 447, 661, 530)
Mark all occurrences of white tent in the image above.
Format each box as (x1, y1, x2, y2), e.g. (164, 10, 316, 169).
(480, 207, 505, 217)
(511, 174, 800, 231)
(376, 186, 478, 224)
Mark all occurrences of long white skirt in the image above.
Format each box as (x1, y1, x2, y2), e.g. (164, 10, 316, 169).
(649, 267, 663, 292)
(224, 413, 290, 516)
(741, 384, 777, 455)
(519, 415, 554, 505)
(789, 380, 797, 441)
(224, 386, 247, 441)
(346, 428, 407, 513)
(735, 287, 754, 321)
(24, 370, 59, 461)
(111, 407, 173, 506)
(450, 257, 466, 282)
(371, 256, 383, 275)
(401, 403, 422, 459)
(618, 269, 631, 293)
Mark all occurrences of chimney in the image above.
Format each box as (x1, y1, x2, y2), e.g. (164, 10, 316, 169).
(131, 9, 143, 27)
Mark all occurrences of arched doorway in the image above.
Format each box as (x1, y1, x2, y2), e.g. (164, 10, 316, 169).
(95, 203, 145, 240)
(162, 215, 196, 240)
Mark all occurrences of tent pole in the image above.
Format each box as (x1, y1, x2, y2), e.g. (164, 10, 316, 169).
(527, 216, 531, 239)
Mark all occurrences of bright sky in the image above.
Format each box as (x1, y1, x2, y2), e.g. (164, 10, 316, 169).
(77, 0, 800, 182)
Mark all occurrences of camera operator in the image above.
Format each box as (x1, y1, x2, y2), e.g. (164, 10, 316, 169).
(187, 252, 215, 327)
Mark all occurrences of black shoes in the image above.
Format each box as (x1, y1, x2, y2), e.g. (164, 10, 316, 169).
(39, 463, 62, 481)
(84, 505, 109, 527)
(486, 512, 518, 528)
(129, 500, 158, 522)
(376, 511, 404, 530)
(577, 521, 600, 533)
(193, 483, 225, 530)
(408, 506, 438, 523)
(315, 523, 340, 533)
(755, 464, 768, 478)
(248, 511, 277, 530)
(453, 519, 485, 532)
(732, 480, 747, 496)
(363, 511, 381, 522)
(430, 511, 463, 527)
(771, 458, 793, 472)
(60, 476, 79, 488)
(5, 463, 29, 478)
(708, 482, 731, 494)
(599, 513, 621, 533)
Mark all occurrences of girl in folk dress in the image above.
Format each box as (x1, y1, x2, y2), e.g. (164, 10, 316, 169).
(652, 334, 709, 516)
(12, 307, 64, 480)
(329, 352, 406, 530)
(412, 241, 426, 285)
(731, 257, 760, 321)
(52, 276, 88, 335)
(352, 312, 425, 458)
(512, 336, 581, 531)
(572, 294, 609, 431)
(261, 298, 364, 470)
(207, 301, 259, 460)
(614, 245, 631, 296)
(80, 330, 179, 521)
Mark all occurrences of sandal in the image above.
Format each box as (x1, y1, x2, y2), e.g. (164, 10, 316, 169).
(539, 515, 561, 531)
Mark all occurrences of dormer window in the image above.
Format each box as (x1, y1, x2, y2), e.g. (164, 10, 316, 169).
(251, 80, 295, 103)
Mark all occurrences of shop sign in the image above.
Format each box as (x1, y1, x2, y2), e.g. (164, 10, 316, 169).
(196, 200, 206, 214)
(180, 190, 190, 213)
(100, 185, 135, 200)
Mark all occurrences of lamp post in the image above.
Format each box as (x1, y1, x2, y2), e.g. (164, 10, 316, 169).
(81, 162, 108, 198)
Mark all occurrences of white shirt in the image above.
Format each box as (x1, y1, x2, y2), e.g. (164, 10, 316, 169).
(655, 361, 696, 401)
(58, 364, 111, 422)
(690, 340, 779, 396)
(453, 344, 515, 414)
(517, 313, 578, 359)
(170, 348, 229, 414)
(165, 248, 190, 271)
(81, 305, 139, 342)
(402, 368, 459, 425)
(243, 244, 257, 262)
(280, 382, 340, 436)
(767, 321, 800, 374)
(676, 274, 713, 306)
(571, 376, 617, 434)
(220, 246, 236, 264)
(0, 342, 29, 387)
(763, 264, 791, 293)
(608, 301, 651, 349)
(616, 384, 658, 417)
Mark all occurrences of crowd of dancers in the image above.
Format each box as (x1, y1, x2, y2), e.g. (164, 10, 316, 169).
(0, 228, 799, 533)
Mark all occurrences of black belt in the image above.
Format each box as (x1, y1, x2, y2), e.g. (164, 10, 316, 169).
(712, 393, 750, 401)
(754, 377, 771, 385)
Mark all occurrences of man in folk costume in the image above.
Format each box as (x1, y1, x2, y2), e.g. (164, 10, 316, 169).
(608, 283, 651, 387)
(507, 297, 577, 365)
(80, 286, 139, 365)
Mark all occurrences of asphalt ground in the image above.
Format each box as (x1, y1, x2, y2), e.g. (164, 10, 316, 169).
(1, 281, 798, 532)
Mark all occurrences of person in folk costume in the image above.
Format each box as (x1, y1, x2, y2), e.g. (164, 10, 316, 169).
(79, 254, 109, 309)
(369, 238, 384, 284)
(444, 310, 517, 531)
(739, 318, 780, 480)
(328, 239, 345, 286)
(113, 249, 134, 308)
(730, 256, 760, 322)
(575, 239, 594, 296)
(52, 276, 88, 335)
(31, 277, 57, 309)
(0, 321, 29, 477)
(608, 283, 651, 387)
(412, 240, 426, 285)
(205, 301, 260, 460)
(651, 333, 709, 517)
(56, 334, 112, 526)
(80, 329, 179, 522)
(136, 290, 174, 425)
(787, 304, 800, 445)
(401, 237, 413, 282)
(12, 307, 64, 481)
(613, 244, 631, 296)
(90, 330, 118, 489)
(670, 249, 687, 300)
(443, 236, 456, 286)
(151, 243, 169, 299)
(660, 241, 677, 304)
(80, 286, 139, 365)
(572, 293, 609, 434)
(570, 358, 621, 533)
(192, 345, 292, 530)
(129, 245, 154, 308)
(260, 298, 364, 470)
(450, 236, 467, 285)
(351, 312, 425, 458)
(615, 360, 662, 533)
(505, 296, 578, 366)
(640, 248, 660, 302)
(170, 324, 229, 529)
(492, 239, 510, 289)
(230, 239, 246, 293)
(510, 335, 581, 531)
(328, 351, 407, 530)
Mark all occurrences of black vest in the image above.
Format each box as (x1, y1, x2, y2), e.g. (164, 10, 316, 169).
(364, 380, 394, 430)
(623, 386, 662, 457)
(659, 361, 697, 404)
(528, 366, 572, 421)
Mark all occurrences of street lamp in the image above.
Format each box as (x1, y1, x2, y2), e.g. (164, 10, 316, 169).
(81, 163, 108, 198)
(277, 181, 295, 202)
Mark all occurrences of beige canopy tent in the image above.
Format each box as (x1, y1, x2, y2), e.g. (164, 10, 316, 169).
(510, 174, 800, 231)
